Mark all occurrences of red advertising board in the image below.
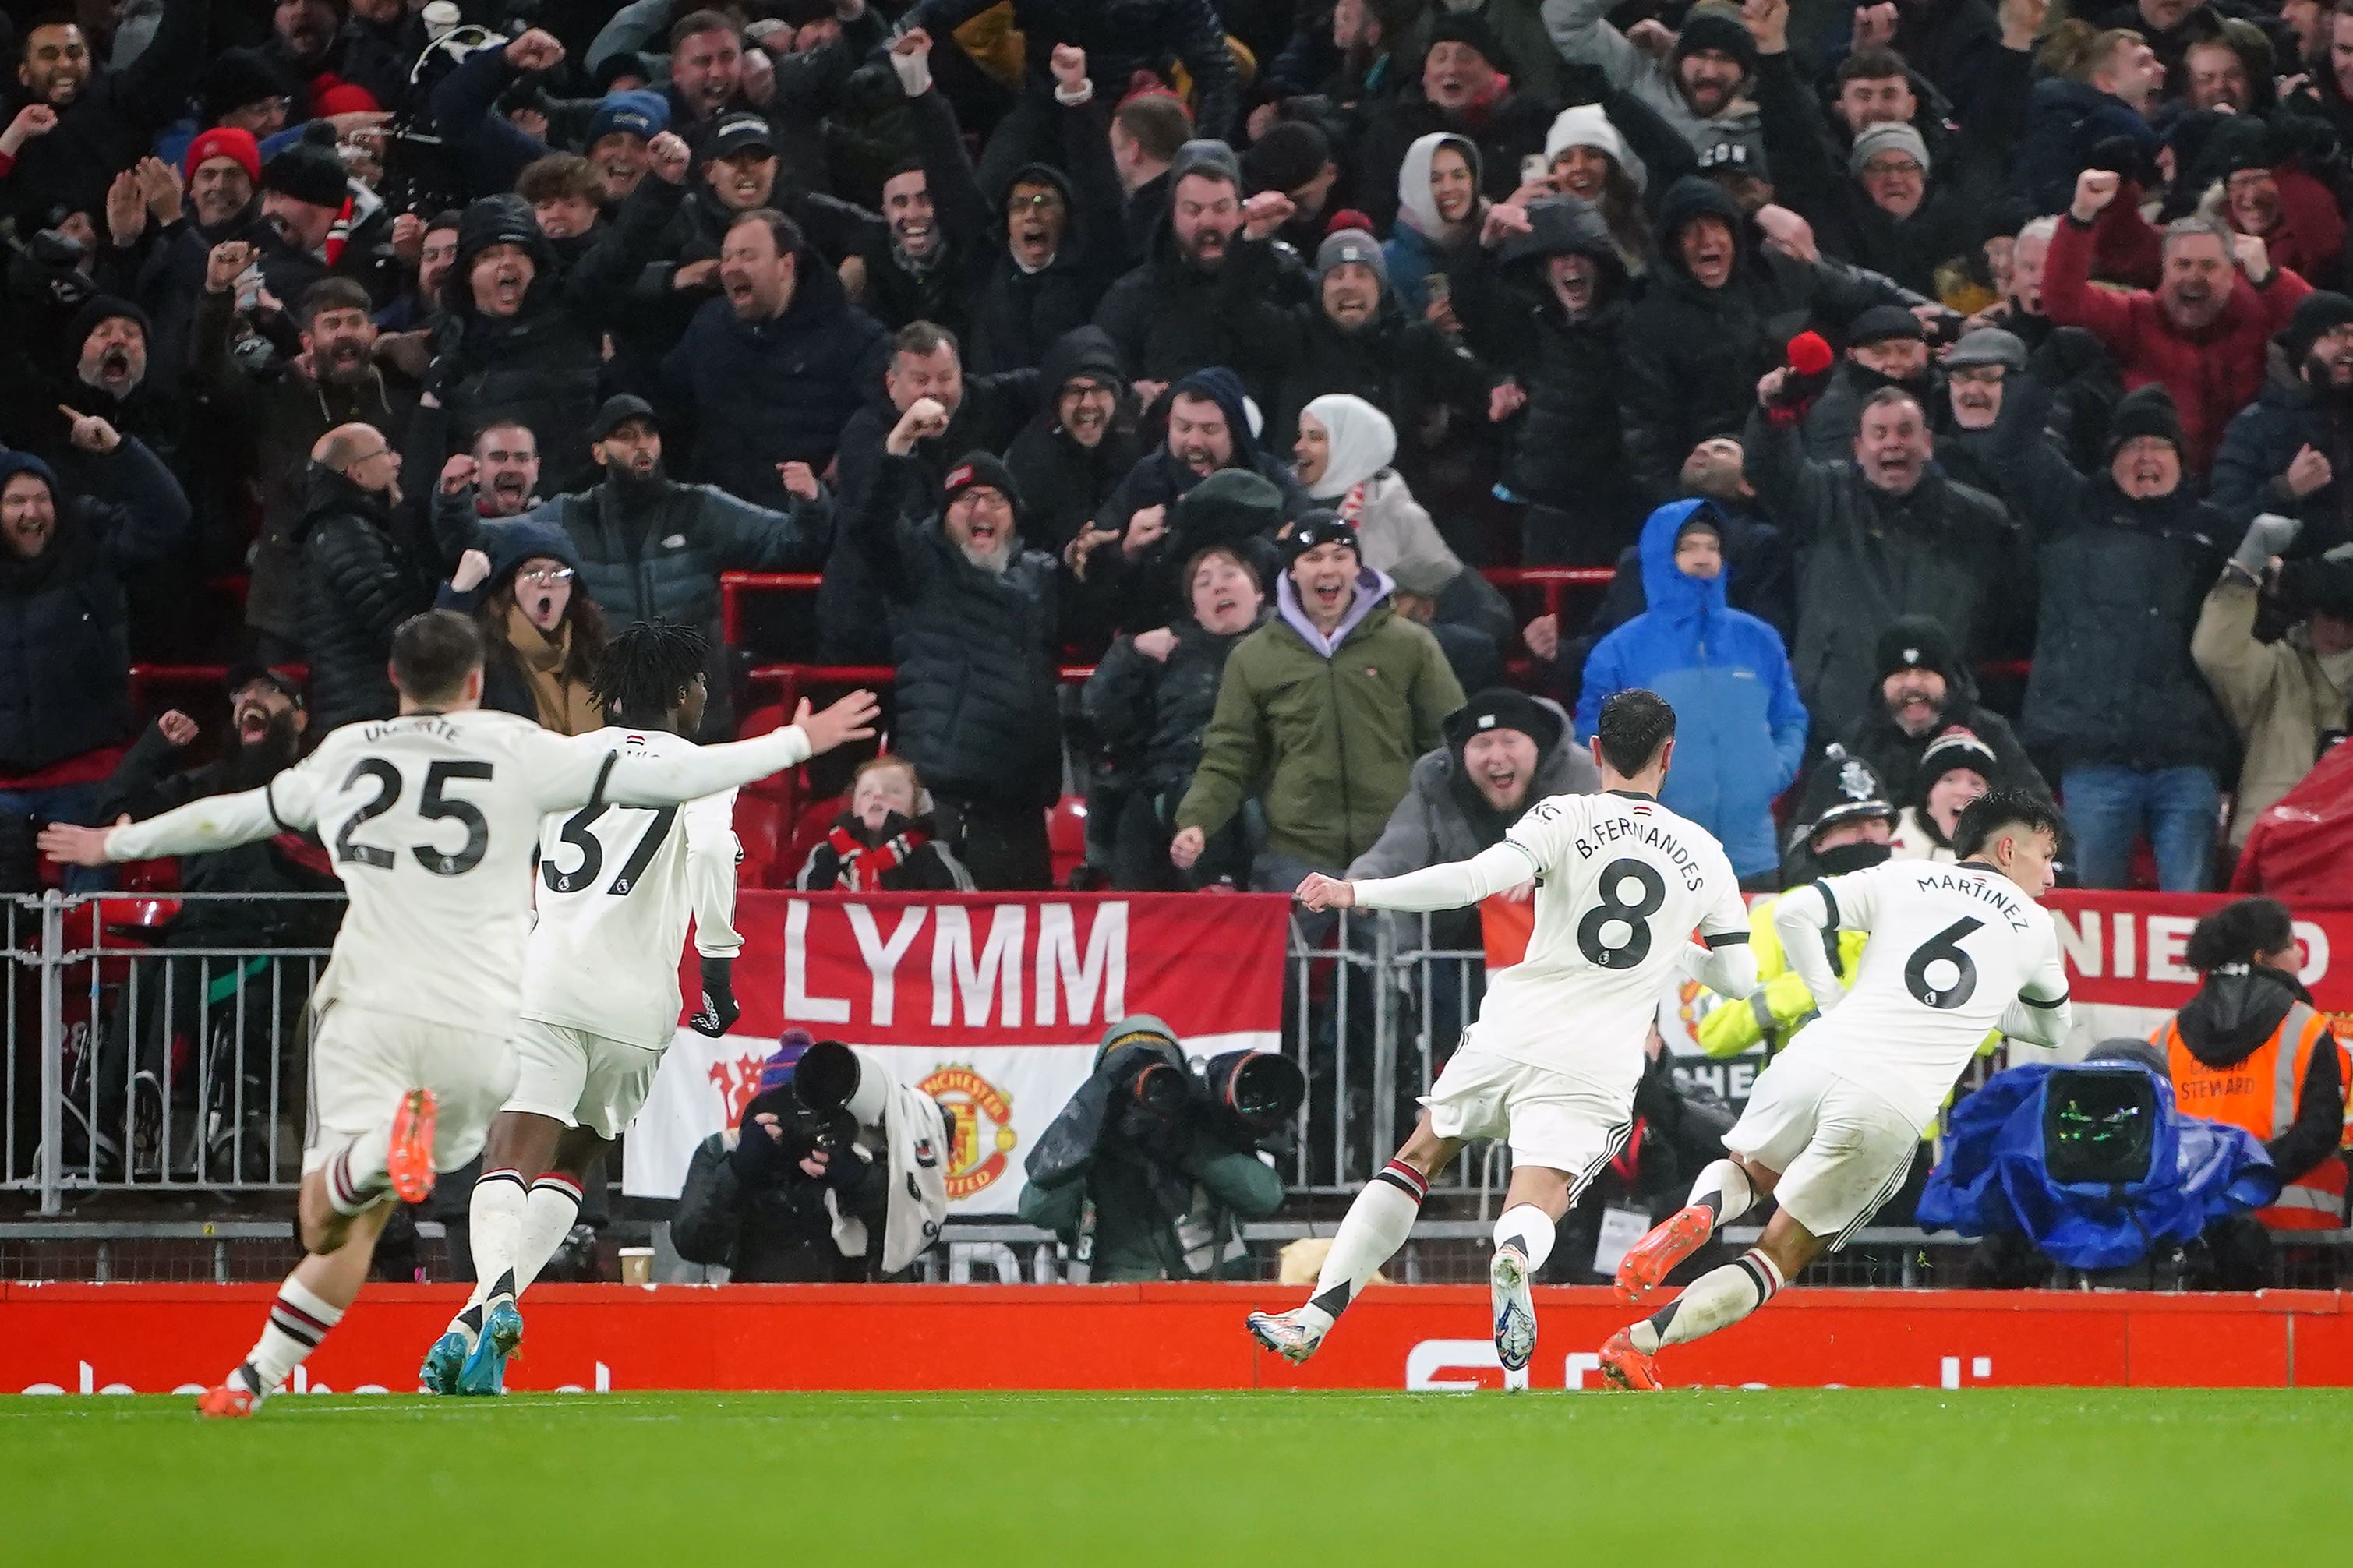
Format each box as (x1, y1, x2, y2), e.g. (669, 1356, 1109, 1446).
(3, 1284, 2346, 1393)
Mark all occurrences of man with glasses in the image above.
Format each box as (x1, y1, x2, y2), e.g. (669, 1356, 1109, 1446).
(301, 423, 440, 729)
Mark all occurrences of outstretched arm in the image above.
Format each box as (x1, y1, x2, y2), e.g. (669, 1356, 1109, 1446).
(1318, 841, 1540, 913)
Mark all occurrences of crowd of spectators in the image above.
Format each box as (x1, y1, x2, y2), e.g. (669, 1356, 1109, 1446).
(4, 0, 2352, 903)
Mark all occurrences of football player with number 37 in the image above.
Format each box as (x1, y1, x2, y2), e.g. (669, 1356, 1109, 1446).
(1246, 690, 1758, 1382)
(1599, 787, 2072, 1390)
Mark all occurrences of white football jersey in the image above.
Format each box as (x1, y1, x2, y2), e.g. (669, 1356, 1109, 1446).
(520, 727, 740, 1049)
(104, 708, 810, 1035)
(1782, 859, 2069, 1131)
(1475, 790, 1750, 1098)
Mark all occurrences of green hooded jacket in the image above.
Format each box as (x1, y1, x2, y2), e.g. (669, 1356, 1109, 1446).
(1174, 571, 1464, 871)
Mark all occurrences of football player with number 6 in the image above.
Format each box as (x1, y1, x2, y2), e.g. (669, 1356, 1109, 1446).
(1246, 690, 1758, 1381)
(1599, 788, 2072, 1389)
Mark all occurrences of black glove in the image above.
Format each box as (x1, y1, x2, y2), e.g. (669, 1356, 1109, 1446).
(730, 1089, 793, 1182)
(691, 955, 740, 1037)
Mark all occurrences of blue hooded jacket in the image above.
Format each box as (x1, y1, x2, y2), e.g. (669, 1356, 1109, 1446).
(1917, 1061, 2280, 1270)
(1574, 500, 1807, 878)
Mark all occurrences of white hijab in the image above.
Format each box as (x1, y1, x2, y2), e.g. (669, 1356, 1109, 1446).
(1396, 132, 1479, 240)
(1302, 393, 1397, 501)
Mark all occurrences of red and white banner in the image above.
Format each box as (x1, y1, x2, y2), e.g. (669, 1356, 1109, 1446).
(621, 892, 1289, 1212)
(5, 1283, 2348, 1393)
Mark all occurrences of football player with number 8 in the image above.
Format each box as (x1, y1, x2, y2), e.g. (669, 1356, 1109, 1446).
(1248, 691, 1758, 1380)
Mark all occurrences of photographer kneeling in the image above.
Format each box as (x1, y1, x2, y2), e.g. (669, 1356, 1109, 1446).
(1021, 1016, 1301, 1281)
(674, 1035, 949, 1281)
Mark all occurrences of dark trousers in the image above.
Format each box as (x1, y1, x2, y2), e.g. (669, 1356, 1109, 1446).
(934, 794, 1053, 891)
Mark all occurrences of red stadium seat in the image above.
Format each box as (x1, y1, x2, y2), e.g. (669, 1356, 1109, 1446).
(1048, 795, 1089, 887)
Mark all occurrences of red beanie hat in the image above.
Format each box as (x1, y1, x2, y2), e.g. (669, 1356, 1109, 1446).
(309, 75, 380, 119)
(184, 125, 263, 188)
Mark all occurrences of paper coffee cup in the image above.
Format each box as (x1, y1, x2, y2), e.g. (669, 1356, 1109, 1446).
(423, 2, 461, 41)
(618, 1247, 653, 1285)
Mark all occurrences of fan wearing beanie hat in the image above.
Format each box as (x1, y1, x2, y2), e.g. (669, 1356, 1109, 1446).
(1337, 686, 1599, 906)
(261, 124, 353, 251)
(185, 128, 266, 231)
(1889, 728, 2000, 860)
(857, 429, 1069, 887)
(1842, 613, 2045, 808)
(938, 451, 1025, 571)
(1666, 4, 1757, 123)
(1167, 496, 1463, 885)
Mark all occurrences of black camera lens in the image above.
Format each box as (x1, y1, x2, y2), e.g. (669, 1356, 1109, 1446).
(1228, 1053, 1305, 1128)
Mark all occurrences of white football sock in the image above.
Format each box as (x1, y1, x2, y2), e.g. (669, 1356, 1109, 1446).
(1630, 1248, 1785, 1354)
(1492, 1205, 1556, 1271)
(323, 1126, 392, 1217)
(1301, 1159, 1427, 1332)
(513, 1173, 585, 1294)
(235, 1276, 344, 1396)
(1687, 1159, 1757, 1230)
(462, 1169, 526, 1315)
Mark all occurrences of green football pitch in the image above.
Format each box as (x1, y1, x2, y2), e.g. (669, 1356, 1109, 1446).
(5, 1388, 2343, 1566)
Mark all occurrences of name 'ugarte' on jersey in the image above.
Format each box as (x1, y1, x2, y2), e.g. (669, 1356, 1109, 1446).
(103, 708, 811, 1034)
(521, 727, 740, 1050)
(1780, 859, 2069, 1132)
(1469, 790, 1747, 1097)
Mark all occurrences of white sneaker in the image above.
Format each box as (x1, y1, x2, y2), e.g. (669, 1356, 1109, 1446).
(1245, 1308, 1326, 1364)
(1491, 1245, 1537, 1374)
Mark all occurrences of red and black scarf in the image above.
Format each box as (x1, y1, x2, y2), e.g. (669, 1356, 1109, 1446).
(825, 820, 931, 891)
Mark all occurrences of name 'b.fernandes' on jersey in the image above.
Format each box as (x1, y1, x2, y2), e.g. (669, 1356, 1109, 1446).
(1355, 791, 1751, 1101)
(1779, 859, 2071, 1133)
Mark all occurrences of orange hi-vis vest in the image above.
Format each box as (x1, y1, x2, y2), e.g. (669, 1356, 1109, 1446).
(2156, 1002, 2349, 1232)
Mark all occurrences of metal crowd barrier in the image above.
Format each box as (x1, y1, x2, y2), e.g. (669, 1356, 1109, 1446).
(5, 892, 342, 1210)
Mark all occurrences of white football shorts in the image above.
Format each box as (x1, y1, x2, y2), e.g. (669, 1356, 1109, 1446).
(303, 1000, 517, 1174)
(1422, 1048, 1631, 1194)
(501, 1018, 666, 1141)
(1723, 1051, 1920, 1248)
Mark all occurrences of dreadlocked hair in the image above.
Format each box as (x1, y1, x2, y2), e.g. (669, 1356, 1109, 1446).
(592, 619, 710, 722)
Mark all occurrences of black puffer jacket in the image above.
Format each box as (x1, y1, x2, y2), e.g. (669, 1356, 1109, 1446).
(1083, 610, 1267, 795)
(298, 466, 440, 732)
(1995, 440, 2236, 775)
(1621, 178, 1920, 507)
(1743, 408, 2019, 738)
(0, 443, 189, 774)
(855, 454, 1069, 810)
(1493, 197, 1640, 533)
(822, 371, 1041, 663)
(671, 1125, 889, 1283)
(1005, 328, 1146, 555)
